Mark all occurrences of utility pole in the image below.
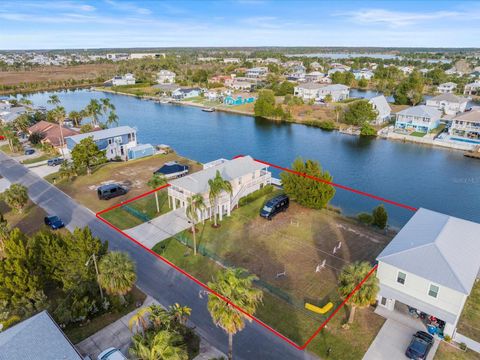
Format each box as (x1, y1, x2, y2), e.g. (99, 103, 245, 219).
(86, 254, 104, 301)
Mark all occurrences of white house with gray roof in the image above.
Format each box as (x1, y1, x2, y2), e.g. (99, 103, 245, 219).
(395, 105, 442, 133)
(294, 83, 349, 102)
(369, 95, 391, 124)
(437, 82, 457, 94)
(376, 208, 480, 337)
(0, 310, 83, 360)
(426, 93, 468, 115)
(168, 156, 271, 221)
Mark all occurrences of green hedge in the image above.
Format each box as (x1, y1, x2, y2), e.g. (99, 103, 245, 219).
(239, 185, 274, 206)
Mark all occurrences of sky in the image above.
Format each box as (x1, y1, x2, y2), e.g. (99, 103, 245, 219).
(0, 0, 480, 50)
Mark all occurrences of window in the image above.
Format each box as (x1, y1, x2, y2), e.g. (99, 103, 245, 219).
(397, 271, 406, 285)
(381, 297, 387, 306)
(429, 284, 439, 298)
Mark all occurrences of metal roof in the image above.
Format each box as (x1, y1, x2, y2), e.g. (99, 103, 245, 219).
(66, 126, 135, 144)
(429, 93, 468, 104)
(0, 311, 83, 360)
(377, 208, 480, 294)
(170, 155, 267, 194)
(397, 105, 442, 119)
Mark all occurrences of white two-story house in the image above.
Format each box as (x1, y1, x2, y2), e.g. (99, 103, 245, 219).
(437, 82, 457, 94)
(168, 156, 271, 222)
(294, 83, 349, 102)
(156, 70, 176, 84)
(376, 208, 480, 337)
(449, 110, 480, 143)
(395, 105, 442, 133)
(369, 95, 391, 125)
(426, 93, 468, 116)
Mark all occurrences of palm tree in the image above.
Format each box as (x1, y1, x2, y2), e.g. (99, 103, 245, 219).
(338, 261, 379, 324)
(100, 98, 119, 127)
(0, 125, 20, 152)
(47, 94, 60, 106)
(185, 194, 205, 255)
(85, 99, 102, 127)
(129, 307, 151, 334)
(98, 251, 137, 303)
(148, 304, 171, 331)
(106, 111, 119, 127)
(51, 106, 67, 158)
(207, 267, 263, 360)
(68, 110, 84, 127)
(18, 97, 33, 106)
(147, 174, 167, 213)
(12, 113, 31, 133)
(168, 303, 192, 327)
(207, 170, 233, 227)
(130, 330, 188, 360)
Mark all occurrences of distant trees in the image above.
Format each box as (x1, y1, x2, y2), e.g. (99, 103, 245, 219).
(394, 71, 425, 105)
(338, 261, 379, 324)
(71, 137, 107, 175)
(280, 157, 336, 210)
(1, 184, 28, 214)
(357, 204, 388, 229)
(273, 81, 295, 96)
(207, 268, 263, 360)
(254, 89, 290, 120)
(344, 100, 378, 126)
(330, 71, 355, 86)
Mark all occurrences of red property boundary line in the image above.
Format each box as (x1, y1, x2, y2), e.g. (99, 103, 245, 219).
(96, 156, 417, 351)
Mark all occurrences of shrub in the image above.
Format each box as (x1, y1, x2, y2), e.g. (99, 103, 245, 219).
(238, 185, 274, 206)
(372, 205, 388, 229)
(459, 342, 468, 351)
(443, 335, 451, 342)
(360, 123, 377, 136)
(357, 213, 374, 225)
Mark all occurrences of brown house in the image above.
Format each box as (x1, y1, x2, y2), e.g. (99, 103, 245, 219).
(28, 121, 79, 148)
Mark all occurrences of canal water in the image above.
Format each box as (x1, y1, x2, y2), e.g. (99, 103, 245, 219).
(25, 89, 480, 227)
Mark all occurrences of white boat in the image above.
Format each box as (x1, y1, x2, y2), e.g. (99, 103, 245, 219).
(202, 107, 215, 112)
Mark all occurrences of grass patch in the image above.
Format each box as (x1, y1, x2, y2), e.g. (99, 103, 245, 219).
(64, 286, 146, 344)
(410, 131, 426, 137)
(457, 280, 480, 342)
(0, 200, 47, 235)
(434, 341, 480, 360)
(0, 144, 19, 155)
(21, 153, 56, 165)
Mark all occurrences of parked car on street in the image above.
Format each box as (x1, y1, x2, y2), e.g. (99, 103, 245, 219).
(97, 183, 128, 200)
(405, 331, 434, 360)
(24, 148, 35, 155)
(260, 194, 289, 220)
(44, 215, 65, 230)
(47, 157, 64, 166)
(97, 348, 127, 360)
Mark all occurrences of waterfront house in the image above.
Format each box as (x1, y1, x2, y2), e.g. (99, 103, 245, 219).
(426, 93, 468, 116)
(437, 82, 457, 94)
(168, 156, 271, 222)
(369, 95, 392, 124)
(0, 310, 83, 360)
(245, 67, 268, 79)
(108, 73, 135, 86)
(172, 87, 201, 100)
(449, 110, 480, 142)
(294, 83, 349, 102)
(27, 120, 79, 149)
(376, 208, 480, 337)
(224, 94, 255, 106)
(395, 105, 442, 133)
(464, 80, 480, 96)
(156, 70, 176, 84)
(66, 126, 145, 160)
(0, 106, 27, 124)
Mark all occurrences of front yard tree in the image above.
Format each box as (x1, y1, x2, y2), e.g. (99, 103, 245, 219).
(372, 204, 388, 229)
(71, 137, 107, 175)
(280, 157, 336, 210)
(344, 100, 378, 126)
(208, 170, 232, 227)
(338, 261, 379, 324)
(208, 268, 263, 360)
(147, 174, 167, 213)
(130, 330, 188, 360)
(98, 251, 137, 303)
(186, 194, 206, 255)
(254, 89, 276, 117)
(2, 183, 28, 214)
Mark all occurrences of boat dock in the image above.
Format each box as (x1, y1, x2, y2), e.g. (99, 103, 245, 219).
(464, 145, 480, 159)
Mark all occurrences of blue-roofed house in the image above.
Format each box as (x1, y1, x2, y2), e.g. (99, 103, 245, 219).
(66, 126, 153, 161)
(376, 208, 480, 337)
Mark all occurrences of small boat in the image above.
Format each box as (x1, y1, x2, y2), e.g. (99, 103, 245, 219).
(159, 99, 170, 104)
(202, 107, 215, 112)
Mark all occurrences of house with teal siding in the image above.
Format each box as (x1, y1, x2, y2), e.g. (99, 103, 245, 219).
(395, 105, 442, 133)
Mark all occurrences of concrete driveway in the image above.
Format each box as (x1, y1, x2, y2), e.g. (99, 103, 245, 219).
(363, 319, 439, 360)
(124, 208, 191, 248)
(0, 177, 10, 193)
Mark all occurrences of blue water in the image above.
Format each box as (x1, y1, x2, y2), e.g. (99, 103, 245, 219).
(24, 89, 480, 227)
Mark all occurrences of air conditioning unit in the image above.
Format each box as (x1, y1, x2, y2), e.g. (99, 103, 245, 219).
(114, 136, 123, 144)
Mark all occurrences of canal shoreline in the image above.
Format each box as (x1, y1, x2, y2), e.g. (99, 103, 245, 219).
(93, 87, 475, 153)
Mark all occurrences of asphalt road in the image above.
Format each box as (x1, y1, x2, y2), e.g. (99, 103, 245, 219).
(0, 152, 318, 360)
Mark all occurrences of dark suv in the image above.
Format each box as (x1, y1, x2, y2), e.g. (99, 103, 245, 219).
(97, 183, 128, 200)
(405, 331, 434, 360)
(44, 215, 65, 230)
(260, 194, 289, 220)
(47, 157, 64, 166)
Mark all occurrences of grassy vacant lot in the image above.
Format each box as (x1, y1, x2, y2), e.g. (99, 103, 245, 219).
(434, 342, 480, 360)
(458, 280, 480, 342)
(173, 192, 392, 302)
(46, 152, 202, 213)
(64, 286, 146, 344)
(0, 200, 47, 235)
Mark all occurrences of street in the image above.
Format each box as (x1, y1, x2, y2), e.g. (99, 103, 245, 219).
(0, 151, 318, 360)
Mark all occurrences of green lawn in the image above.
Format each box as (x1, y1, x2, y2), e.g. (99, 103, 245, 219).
(434, 342, 480, 360)
(410, 131, 427, 137)
(21, 153, 56, 165)
(64, 286, 146, 344)
(0, 200, 48, 236)
(457, 280, 480, 342)
(0, 144, 19, 155)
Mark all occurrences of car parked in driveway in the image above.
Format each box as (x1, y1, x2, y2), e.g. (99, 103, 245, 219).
(44, 215, 65, 230)
(97, 347, 127, 360)
(47, 157, 64, 166)
(405, 331, 433, 360)
(24, 148, 35, 155)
